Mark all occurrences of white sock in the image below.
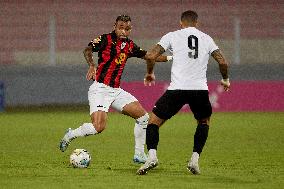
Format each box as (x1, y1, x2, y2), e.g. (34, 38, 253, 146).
(191, 152, 200, 164)
(71, 123, 98, 138)
(134, 113, 149, 154)
(148, 149, 157, 160)
(134, 123, 145, 154)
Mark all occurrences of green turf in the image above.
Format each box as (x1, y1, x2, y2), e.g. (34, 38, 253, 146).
(0, 111, 283, 189)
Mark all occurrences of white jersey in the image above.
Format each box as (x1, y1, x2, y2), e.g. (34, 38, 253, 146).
(158, 27, 218, 90)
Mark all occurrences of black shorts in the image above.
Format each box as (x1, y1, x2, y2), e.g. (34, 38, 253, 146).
(152, 90, 212, 120)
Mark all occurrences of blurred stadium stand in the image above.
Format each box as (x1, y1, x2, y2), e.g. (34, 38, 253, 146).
(0, 0, 283, 64)
(0, 0, 283, 107)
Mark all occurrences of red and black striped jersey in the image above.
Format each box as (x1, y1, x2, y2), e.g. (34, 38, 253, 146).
(88, 31, 147, 88)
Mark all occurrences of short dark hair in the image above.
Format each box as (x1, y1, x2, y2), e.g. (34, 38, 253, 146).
(116, 15, 131, 22)
(181, 10, 198, 23)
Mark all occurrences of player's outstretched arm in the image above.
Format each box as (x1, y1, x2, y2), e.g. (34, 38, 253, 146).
(143, 45, 165, 86)
(144, 45, 165, 73)
(154, 55, 173, 62)
(83, 46, 96, 81)
(211, 49, 230, 91)
(141, 52, 171, 62)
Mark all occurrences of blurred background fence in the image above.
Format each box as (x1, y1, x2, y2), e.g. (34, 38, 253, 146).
(0, 0, 283, 111)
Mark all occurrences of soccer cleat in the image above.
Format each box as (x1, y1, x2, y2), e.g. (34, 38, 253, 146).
(136, 158, 158, 175)
(187, 161, 200, 175)
(187, 152, 200, 174)
(133, 152, 148, 164)
(59, 128, 76, 152)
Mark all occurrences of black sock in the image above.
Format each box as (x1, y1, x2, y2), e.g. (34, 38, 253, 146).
(193, 124, 209, 155)
(146, 124, 159, 150)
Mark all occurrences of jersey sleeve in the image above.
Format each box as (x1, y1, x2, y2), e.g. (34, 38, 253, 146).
(129, 43, 147, 58)
(88, 34, 107, 52)
(207, 36, 219, 54)
(157, 32, 172, 51)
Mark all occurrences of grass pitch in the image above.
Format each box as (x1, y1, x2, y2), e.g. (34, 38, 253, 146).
(0, 109, 283, 189)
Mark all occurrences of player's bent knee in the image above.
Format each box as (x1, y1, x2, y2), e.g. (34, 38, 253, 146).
(198, 117, 210, 125)
(90, 111, 107, 133)
(149, 113, 164, 127)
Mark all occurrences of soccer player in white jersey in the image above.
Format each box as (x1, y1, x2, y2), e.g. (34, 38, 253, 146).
(137, 10, 230, 175)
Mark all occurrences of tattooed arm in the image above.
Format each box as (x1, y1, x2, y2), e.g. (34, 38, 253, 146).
(142, 44, 165, 86)
(145, 44, 165, 74)
(211, 49, 228, 79)
(153, 55, 172, 62)
(83, 46, 95, 66)
(83, 46, 96, 81)
(211, 49, 230, 91)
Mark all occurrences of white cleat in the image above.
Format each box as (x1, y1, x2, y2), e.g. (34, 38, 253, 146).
(59, 128, 75, 152)
(187, 161, 200, 175)
(187, 152, 200, 175)
(137, 158, 158, 175)
(133, 152, 148, 164)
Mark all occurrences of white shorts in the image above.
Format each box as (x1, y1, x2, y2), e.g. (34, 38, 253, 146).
(88, 81, 138, 114)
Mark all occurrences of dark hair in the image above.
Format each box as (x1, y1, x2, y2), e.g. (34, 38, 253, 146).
(116, 15, 131, 22)
(181, 10, 198, 23)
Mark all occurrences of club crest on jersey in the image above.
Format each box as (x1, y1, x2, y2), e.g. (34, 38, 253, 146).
(121, 42, 126, 49)
(115, 53, 126, 65)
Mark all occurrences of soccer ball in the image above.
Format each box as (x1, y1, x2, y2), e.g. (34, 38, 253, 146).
(70, 149, 91, 168)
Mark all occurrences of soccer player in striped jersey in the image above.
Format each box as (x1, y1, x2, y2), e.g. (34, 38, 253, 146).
(137, 10, 230, 175)
(59, 15, 172, 164)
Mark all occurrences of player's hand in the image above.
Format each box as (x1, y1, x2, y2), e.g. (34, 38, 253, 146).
(220, 78, 230, 91)
(86, 65, 96, 81)
(144, 73, 155, 86)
